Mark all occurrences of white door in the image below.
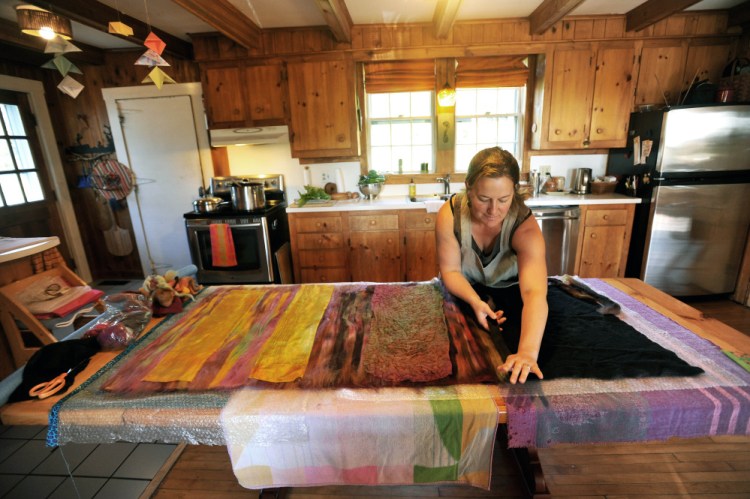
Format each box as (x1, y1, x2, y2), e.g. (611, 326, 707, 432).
(103, 83, 212, 276)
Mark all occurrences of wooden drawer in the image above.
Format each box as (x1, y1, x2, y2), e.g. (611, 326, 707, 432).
(584, 209, 628, 226)
(298, 249, 347, 268)
(294, 216, 342, 233)
(405, 212, 436, 230)
(300, 267, 348, 283)
(348, 214, 399, 232)
(297, 233, 345, 250)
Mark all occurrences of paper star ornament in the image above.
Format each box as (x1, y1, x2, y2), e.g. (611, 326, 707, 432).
(144, 32, 166, 55)
(108, 21, 134, 36)
(142, 67, 176, 89)
(57, 76, 84, 98)
(44, 37, 81, 54)
(135, 49, 170, 67)
(42, 55, 82, 77)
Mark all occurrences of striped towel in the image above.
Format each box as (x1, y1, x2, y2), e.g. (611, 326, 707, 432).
(210, 224, 238, 267)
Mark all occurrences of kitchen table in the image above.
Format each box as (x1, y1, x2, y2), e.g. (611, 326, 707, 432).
(0, 278, 748, 497)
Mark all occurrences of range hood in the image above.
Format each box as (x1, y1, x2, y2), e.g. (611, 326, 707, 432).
(209, 126, 289, 147)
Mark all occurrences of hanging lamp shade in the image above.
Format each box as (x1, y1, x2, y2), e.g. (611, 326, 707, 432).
(16, 5, 72, 40)
(437, 83, 456, 107)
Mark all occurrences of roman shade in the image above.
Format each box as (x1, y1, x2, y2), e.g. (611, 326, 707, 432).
(455, 56, 529, 88)
(364, 60, 435, 93)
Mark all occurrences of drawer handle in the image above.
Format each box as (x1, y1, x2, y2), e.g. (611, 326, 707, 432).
(424, 217, 431, 224)
(369, 220, 376, 225)
(590, 233, 597, 239)
(603, 214, 609, 220)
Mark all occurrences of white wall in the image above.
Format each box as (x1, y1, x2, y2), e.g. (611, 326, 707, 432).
(529, 154, 608, 191)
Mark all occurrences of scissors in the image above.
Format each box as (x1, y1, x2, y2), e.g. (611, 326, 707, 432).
(28, 360, 88, 400)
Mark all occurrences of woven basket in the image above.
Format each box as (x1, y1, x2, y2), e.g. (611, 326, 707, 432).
(590, 182, 616, 195)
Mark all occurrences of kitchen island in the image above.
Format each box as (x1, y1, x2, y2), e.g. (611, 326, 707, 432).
(0, 278, 748, 497)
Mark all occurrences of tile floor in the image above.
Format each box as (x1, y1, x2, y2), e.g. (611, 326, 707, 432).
(1, 279, 177, 499)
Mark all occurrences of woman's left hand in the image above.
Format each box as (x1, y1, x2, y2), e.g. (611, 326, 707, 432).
(499, 353, 543, 384)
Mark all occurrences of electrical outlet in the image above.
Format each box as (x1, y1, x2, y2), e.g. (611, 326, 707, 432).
(539, 165, 551, 175)
(322, 173, 330, 182)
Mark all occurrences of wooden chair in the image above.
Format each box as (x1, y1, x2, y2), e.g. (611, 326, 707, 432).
(0, 264, 103, 369)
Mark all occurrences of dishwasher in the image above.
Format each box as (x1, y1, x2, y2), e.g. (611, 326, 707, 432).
(532, 206, 580, 276)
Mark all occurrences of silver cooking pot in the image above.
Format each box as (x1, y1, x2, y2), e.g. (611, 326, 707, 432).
(193, 196, 225, 213)
(230, 180, 266, 211)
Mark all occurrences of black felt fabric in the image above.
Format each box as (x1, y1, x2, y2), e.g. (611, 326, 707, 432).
(8, 337, 101, 403)
(471, 283, 704, 380)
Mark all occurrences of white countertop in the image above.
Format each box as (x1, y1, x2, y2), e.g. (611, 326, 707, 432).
(286, 192, 640, 213)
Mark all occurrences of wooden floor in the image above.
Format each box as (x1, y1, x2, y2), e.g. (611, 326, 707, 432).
(151, 298, 750, 499)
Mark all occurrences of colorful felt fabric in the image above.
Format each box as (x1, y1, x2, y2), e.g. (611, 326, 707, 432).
(220, 384, 500, 490)
(102, 281, 498, 393)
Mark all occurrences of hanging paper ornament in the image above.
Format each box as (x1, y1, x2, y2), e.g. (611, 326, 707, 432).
(144, 32, 166, 55)
(135, 49, 170, 67)
(108, 21, 134, 36)
(57, 75, 84, 98)
(42, 54, 82, 77)
(142, 67, 175, 89)
(44, 36, 81, 54)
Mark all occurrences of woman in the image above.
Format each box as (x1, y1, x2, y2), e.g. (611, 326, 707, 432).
(436, 147, 548, 384)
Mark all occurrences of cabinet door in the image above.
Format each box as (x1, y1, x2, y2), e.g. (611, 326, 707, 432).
(578, 225, 627, 278)
(634, 43, 687, 108)
(244, 63, 287, 124)
(287, 59, 359, 159)
(545, 47, 595, 148)
(404, 212, 438, 281)
(203, 66, 247, 128)
(349, 231, 402, 282)
(589, 45, 635, 148)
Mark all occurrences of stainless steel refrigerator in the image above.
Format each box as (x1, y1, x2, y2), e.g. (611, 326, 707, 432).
(607, 104, 750, 296)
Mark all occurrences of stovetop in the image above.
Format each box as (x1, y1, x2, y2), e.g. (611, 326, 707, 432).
(184, 200, 287, 220)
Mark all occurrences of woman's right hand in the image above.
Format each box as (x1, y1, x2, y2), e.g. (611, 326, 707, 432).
(471, 299, 506, 330)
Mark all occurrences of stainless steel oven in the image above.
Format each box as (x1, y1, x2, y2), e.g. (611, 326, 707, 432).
(184, 175, 291, 284)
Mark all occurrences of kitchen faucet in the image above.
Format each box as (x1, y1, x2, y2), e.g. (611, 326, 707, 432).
(436, 174, 451, 196)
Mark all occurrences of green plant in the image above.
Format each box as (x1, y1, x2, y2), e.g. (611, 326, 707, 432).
(358, 170, 386, 185)
(297, 185, 331, 206)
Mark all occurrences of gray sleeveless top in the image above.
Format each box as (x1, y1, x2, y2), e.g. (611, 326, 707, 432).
(451, 192, 531, 287)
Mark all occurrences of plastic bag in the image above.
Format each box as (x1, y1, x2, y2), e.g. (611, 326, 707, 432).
(83, 292, 152, 350)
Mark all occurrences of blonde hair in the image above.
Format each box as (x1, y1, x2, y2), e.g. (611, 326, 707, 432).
(465, 147, 523, 204)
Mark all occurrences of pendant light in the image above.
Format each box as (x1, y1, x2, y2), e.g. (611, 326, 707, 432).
(16, 5, 72, 40)
(437, 83, 456, 107)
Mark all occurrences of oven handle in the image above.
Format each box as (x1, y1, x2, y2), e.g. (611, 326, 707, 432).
(186, 221, 264, 229)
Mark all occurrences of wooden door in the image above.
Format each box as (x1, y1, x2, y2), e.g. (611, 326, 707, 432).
(544, 47, 595, 148)
(349, 231, 402, 282)
(634, 42, 687, 108)
(244, 63, 287, 125)
(589, 44, 635, 148)
(203, 65, 247, 128)
(578, 225, 627, 278)
(287, 59, 359, 158)
(0, 91, 69, 263)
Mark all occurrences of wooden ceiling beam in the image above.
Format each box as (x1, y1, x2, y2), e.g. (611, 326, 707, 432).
(171, 0, 261, 49)
(528, 0, 586, 35)
(626, 0, 702, 32)
(315, 0, 353, 43)
(728, 0, 750, 27)
(24, 0, 192, 59)
(0, 18, 105, 66)
(433, 0, 463, 39)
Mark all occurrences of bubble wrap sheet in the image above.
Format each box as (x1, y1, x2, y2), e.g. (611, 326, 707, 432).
(48, 309, 231, 447)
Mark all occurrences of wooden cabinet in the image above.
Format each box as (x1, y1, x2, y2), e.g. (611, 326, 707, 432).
(404, 212, 439, 281)
(201, 62, 287, 129)
(348, 213, 401, 282)
(289, 209, 438, 284)
(289, 213, 347, 283)
(286, 59, 359, 159)
(536, 43, 635, 149)
(574, 204, 635, 278)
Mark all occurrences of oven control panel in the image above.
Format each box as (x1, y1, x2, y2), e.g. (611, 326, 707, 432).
(211, 174, 285, 197)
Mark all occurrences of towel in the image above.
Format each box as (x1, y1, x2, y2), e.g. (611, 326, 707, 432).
(210, 224, 238, 267)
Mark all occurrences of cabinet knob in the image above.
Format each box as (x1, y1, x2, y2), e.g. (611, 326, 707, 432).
(369, 220, 376, 225)
(590, 233, 597, 239)
(424, 217, 431, 224)
(596, 128, 603, 134)
(603, 214, 609, 220)
(554, 129, 561, 135)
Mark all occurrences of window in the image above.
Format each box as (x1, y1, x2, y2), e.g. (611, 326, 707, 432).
(0, 99, 45, 207)
(367, 91, 434, 175)
(454, 87, 525, 172)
